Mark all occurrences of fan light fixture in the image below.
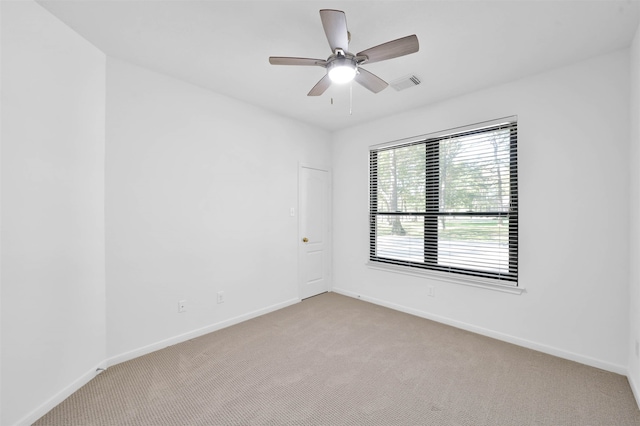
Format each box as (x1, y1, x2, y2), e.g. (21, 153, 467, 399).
(268, 9, 420, 96)
(327, 58, 357, 84)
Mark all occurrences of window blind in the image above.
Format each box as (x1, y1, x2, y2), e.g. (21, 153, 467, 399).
(369, 119, 518, 284)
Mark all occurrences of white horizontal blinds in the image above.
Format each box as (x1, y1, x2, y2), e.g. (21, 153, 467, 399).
(370, 142, 426, 262)
(370, 120, 518, 284)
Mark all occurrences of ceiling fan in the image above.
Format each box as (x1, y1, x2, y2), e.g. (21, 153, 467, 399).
(269, 9, 419, 96)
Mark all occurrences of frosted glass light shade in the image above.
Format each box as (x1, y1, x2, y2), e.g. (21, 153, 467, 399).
(328, 64, 357, 84)
(327, 56, 357, 84)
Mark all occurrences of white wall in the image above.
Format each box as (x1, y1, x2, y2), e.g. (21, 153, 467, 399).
(0, 2, 4, 422)
(629, 18, 640, 403)
(0, 1, 636, 422)
(332, 50, 630, 373)
(105, 58, 331, 362)
(0, 2, 106, 425)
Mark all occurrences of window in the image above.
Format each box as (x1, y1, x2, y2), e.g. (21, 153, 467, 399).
(369, 118, 518, 284)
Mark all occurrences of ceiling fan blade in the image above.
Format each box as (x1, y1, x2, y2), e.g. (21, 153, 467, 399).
(308, 74, 332, 96)
(355, 68, 388, 94)
(356, 35, 419, 64)
(269, 57, 327, 67)
(320, 9, 349, 51)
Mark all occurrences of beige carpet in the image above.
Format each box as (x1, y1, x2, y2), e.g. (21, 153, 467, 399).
(35, 292, 640, 425)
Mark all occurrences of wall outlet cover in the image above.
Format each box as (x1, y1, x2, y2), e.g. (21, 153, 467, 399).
(427, 286, 435, 297)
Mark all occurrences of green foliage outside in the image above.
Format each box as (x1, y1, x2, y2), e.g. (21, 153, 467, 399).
(376, 217, 509, 242)
(376, 129, 512, 242)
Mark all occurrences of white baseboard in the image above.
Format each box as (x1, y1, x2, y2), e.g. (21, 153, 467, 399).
(629, 372, 640, 410)
(106, 297, 300, 367)
(331, 287, 627, 376)
(15, 360, 107, 426)
(17, 292, 634, 424)
(17, 298, 299, 426)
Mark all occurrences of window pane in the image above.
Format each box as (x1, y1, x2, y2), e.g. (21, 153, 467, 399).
(440, 129, 512, 213)
(376, 144, 426, 212)
(369, 120, 517, 284)
(375, 215, 424, 262)
(438, 215, 511, 274)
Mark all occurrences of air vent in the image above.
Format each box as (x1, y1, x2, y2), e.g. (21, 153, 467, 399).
(390, 74, 422, 91)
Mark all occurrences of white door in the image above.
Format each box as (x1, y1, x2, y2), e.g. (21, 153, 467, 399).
(299, 165, 331, 299)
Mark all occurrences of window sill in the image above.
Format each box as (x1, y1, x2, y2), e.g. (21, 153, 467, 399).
(366, 261, 526, 295)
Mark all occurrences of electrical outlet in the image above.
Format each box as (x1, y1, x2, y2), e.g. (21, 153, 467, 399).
(427, 286, 435, 297)
(178, 300, 187, 313)
(217, 291, 225, 304)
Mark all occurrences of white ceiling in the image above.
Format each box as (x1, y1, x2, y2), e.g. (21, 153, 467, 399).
(38, 0, 640, 132)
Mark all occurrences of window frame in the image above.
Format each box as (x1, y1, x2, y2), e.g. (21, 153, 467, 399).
(369, 117, 519, 287)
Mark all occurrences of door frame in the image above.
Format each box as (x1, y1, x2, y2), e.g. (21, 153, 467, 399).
(298, 162, 332, 300)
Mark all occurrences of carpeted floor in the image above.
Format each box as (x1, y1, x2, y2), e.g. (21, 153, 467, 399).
(35, 292, 640, 425)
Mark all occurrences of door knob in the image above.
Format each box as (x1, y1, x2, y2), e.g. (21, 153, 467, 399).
(302, 237, 309, 243)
